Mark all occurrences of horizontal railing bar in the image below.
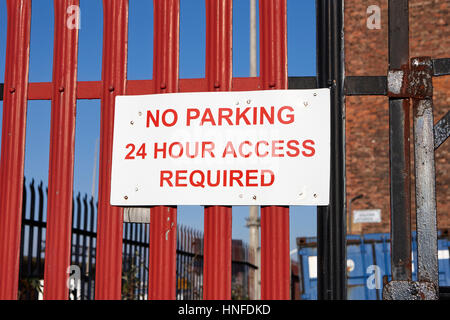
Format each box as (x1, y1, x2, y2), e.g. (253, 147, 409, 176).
(344, 76, 387, 96)
(1, 67, 448, 101)
(433, 58, 450, 77)
(0, 77, 318, 101)
(288, 76, 318, 89)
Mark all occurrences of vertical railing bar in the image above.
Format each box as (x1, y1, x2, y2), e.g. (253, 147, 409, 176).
(70, 195, 75, 298)
(139, 222, 144, 300)
(360, 237, 368, 300)
(95, 0, 128, 300)
(411, 57, 439, 295)
(149, 0, 179, 300)
(315, 0, 346, 300)
(19, 178, 27, 289)
(43, 0, 79, 300)
(176, 226, 180, 299)
(371, 242, 380, 300)
(75, 194, 82, 267)
(27, 180, 36, 280)
(132, 223, 137, 300)
(123, 221, 129, 298)
(87, 197, 95, 300)
(388, 0, 412, 283)
(145, 223, 149, 299)
(190, 228, 193, 300)
(259, 0, 290, 300)
(0, 0, 32, 299)
(315, 0, 330, 301)
(203, 0, 233, 300)
(36, 182, 45, 283)
(136, 223, 141, 300)
(81, 195, 89, 299)
(197, 230, 200, 300)
(181, 226, 186, 300)
(190, 228, 194, 300)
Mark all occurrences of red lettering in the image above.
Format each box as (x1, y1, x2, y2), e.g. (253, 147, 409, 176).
(230, 170, 244, 187)
(256, 141, 269, 157)
(169, 142, 183, 158)
(207, 170, 220, 187)
(136, 143, 147, 159)
(302, 140, 316, 157)
(160, 171, 173, 187)
(147, 110, 159, 127)
(236, 107, 251, 125)
(200, 108, 217, 126)
(154, 142, 167, 159)
(261, 170, 275, 187)
(218, 108, 233, 126)
(161, 109, 178, 127)
(272, 140, 284, 157)
(125, 144, 136, 160)
(186, 142, 199, 158)
(239, 141, 252, 158)
(286, 140, 300, 157)
(175, 170, 188, 187)
(278, 106, 295, 124)
(202, 142, 216, 158)
(246, 170, 259, 187)
(222, 142, 237, 158)
(187, 108, 200, 126)
(260, 107, 275, 125)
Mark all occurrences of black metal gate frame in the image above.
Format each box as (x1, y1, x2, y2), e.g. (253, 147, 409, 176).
(1, 0, 449, 301)
(288, 0, 450, 300)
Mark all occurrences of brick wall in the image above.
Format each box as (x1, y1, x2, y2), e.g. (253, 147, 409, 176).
(345, 0, 449, 234)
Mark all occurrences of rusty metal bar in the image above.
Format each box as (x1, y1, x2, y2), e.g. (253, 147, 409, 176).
(432, 58, 450, 77)
(259, 0, 290, 300)
(387, 0, 412, 282)
(203, 0, 233, 300)
(148, 0, 179, 300)
(0, 0, 32, 300)
(95, 0, 128, 300)
(43, 0, 79, 300)
(434, 111, 449, 150)
(411, 57, 439, 296)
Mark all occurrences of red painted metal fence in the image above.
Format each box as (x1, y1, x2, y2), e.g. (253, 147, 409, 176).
(0, 0, 291, 300)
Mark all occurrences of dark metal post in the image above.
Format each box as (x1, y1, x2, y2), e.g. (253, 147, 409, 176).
(410, 57, 439, 295)
(387, 0, 412, 282)
(316, 0, 346, 300)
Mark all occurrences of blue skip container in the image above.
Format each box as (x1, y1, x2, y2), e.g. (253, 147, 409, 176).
(296, 230, 450, 300)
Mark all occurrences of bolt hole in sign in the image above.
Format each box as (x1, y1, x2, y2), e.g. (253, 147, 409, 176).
(110, 89, 330, 206)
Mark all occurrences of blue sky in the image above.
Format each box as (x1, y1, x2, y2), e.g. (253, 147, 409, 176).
(0, 0, 318, 256)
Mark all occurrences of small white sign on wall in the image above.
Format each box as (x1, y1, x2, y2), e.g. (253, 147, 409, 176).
(353, 209, 382, 224)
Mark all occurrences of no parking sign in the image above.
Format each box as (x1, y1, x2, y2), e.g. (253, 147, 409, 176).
(110, 89, 330, 206)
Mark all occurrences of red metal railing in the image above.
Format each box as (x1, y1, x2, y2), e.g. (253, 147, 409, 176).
(0, 0, 32, 300)
(43, 0, 79, 300)
(0, 0, 290, 300)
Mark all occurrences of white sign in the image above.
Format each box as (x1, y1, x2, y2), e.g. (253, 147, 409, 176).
(353, 209, 382, 223)
(110, 89, 330, 206)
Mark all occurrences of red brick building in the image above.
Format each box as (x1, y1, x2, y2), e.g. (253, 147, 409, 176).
(345, 0, 449, 234)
